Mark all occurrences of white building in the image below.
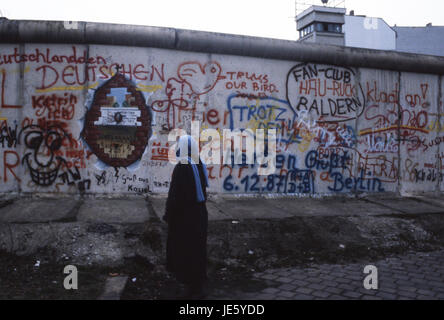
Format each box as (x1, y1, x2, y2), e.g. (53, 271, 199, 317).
(343, 15, 396, 51)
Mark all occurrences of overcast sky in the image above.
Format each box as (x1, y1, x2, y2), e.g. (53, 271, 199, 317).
(1, 0, 443, 40)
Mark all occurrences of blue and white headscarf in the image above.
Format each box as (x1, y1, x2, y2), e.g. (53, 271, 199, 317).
(176, 135, 209, 203)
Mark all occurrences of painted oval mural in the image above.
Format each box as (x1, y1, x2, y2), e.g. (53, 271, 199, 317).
(81, 73, 152, 168)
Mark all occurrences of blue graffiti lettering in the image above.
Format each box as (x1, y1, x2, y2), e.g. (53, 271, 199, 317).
(305, 150, 350, 173)
(328, 170, 385, 192)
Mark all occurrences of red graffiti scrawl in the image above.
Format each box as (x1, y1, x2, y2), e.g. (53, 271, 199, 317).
(177, 61, 224, 95)
(151, 61, 225, 129)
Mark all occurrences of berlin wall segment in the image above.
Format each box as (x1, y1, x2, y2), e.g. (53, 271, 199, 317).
(0, 38, 443, 196)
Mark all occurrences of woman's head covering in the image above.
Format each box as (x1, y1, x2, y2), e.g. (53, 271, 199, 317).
(176, 135, 209, 203)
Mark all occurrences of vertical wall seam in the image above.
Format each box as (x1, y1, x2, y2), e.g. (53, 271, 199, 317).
(353, 67, 361, 198)
(18, 43, 25, 195)
(396, 71, 402, 196)
(438, 76, 443, 193)
(82, 43, 91, 198)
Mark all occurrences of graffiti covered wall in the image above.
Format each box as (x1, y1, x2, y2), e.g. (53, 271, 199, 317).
(0, 39, 443, 196)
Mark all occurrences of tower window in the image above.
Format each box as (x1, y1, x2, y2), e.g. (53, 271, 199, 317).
(316, 22, 342, 33)
(300, 23, 315, 38)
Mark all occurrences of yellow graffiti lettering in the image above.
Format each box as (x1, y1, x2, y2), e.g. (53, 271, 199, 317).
(136, 84, 163, 93)
(36, 82, 99, 93)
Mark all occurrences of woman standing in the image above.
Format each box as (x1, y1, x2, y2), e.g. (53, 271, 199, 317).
(163, 135, 209, 299)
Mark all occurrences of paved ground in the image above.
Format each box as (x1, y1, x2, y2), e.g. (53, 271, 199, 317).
(150, 194, 444, 221)
(2, 194, 444, 223)
(210, 250, 444, 300)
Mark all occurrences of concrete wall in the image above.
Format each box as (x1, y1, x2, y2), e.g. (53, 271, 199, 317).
(1, 20, 444, 197)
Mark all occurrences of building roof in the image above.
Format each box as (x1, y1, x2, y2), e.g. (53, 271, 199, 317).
(296, 5, 346, 20)
(393, 26, 444, 56)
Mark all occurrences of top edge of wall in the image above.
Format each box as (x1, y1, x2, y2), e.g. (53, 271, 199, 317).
(2, 19, 444, 75)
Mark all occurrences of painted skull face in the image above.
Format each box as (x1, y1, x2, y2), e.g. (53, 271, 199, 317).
(82, 73, 152, 168)
(20, 124, 69, 186)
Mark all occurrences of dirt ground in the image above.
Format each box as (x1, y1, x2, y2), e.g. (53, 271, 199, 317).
(0, 249, 267, 300)
(2, 212, 444, 300)
(0, 249, 106, 299)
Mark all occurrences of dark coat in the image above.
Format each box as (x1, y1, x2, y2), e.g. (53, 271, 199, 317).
(163, 162, 208, 286)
